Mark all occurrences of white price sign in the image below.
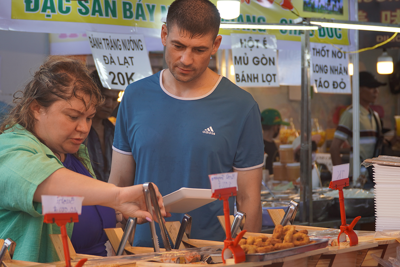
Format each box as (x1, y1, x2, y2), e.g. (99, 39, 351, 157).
(332, 164, 350, 182)
(231, 34, 279, 87)
(87, 31, 152, 90)
(209, 172, 238, 193)
(41, 195, 84, 215)
(310, 43, 351, 94)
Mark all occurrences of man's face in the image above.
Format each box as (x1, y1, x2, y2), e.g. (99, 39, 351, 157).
(360, 86, 379, 105)
(96, 89, 120, 120)
(273, 125, 281, 138)
(161, 24, 222, 83)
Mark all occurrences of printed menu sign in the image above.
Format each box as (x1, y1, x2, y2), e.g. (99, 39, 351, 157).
(42, 195, 84, 215)
(209, 172, 238, 193)
(87, 31, 152, 90)
(310, 43, 351, 94)
(332, 163, 350, 182)
(231, 34, 279, 87)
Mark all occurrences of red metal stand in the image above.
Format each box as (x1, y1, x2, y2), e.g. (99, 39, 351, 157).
(329, 178, 361, 247)
(43, 213, 87, 267)
(212, 187, 246, 264)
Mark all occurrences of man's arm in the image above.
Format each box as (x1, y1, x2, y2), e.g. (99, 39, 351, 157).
(109, 150, 136, 187)
(236, 167, 262, 233)
(330, 138, 345, 166)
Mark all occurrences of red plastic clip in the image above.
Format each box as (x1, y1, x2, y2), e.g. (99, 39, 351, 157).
(43, 213, 86, 267)
(212, 187, 246, 264)
(329, 178, 360, 246)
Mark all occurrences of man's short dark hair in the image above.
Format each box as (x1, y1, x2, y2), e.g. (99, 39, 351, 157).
(167, 0, 221, 39)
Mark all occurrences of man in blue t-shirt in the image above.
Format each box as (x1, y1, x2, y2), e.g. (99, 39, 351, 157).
(109, 0, 264, 246)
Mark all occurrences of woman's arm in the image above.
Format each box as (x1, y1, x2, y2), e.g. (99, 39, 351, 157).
(34, 168, 165, 221)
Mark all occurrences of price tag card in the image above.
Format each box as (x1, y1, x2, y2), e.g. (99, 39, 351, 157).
(332, 163, 350, 182)
(41, 195, 84, 215)
(209, 172, 238, 193)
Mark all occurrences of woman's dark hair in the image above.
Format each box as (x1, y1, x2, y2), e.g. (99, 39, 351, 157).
(0, 56, 103, 174)
(90, 69, 106, 93)
(167, 0, 221, 39)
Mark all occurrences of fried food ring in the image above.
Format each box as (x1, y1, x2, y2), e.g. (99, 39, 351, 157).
(246, 236, 256, 245)
(293, 232, 310, 246)
(274, 243, 294, 250)
(238, 239, 247, 245)
(254, 239, 264, 247)
(283, 227, 295, 243)
(272, 224, 284, 239)
(247, 245, 257, 254)
(257, 235, 269, 242)
(256, 245, 274, 253)
(298, 229, 308, 235)
(265, 238, 282, 246)
(282, 225, 295, 235)
(241, 244, 257, 254)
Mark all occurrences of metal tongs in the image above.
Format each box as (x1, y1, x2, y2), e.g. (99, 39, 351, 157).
(280, 200, 299, 226)
(116, 217, 137, 255)
(231, 211, 246, 239)
(0, 238, 16, 267)
(117, 182, 171, 255)
(174, 214, 192, 249)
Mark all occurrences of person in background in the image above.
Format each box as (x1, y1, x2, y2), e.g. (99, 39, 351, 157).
(330, 71, 397, 188)
(109, 0, 264, 247)
(87, 70, 121, 182)
(0, 56, 165, 262)
(261, 108, 290, 174)
(0, 101, 12, 124)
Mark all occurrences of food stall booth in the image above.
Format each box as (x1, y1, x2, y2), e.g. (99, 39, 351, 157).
(1, 0, 400, 266)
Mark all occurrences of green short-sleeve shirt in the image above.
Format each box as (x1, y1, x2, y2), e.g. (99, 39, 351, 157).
(0, 125, 73, 263)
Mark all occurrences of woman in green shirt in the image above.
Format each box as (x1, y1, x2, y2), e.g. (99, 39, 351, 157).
(0, 56, 165, 263)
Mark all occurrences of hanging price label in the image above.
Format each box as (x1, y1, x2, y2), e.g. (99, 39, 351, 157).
(209, 172, 238, 193)
(41, 195, 84, 215)
(332, 163, 350, 182)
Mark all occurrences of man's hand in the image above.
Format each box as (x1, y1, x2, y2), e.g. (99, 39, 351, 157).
(236, 167, 262, 233)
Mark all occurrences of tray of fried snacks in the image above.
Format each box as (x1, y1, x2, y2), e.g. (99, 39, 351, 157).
(240, 225, 329, 262)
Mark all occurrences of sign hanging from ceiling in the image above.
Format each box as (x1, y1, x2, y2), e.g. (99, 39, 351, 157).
(87, 31, 152, 90)
(358, 0, 400, 49)
(231, 34, 279, 87)
(310, 43, 351, 94)
(0, 0, 349, 45)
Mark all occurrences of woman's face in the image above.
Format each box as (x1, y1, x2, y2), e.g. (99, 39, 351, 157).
(33, 92, 96, 160)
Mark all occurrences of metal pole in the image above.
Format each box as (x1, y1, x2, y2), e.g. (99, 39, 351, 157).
(300, 28, 313, 224)
(352, 0, 360, 185)
(225, 49, 230, 79)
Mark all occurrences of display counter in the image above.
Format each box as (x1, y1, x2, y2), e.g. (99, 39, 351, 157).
(2, 225, 399, 267)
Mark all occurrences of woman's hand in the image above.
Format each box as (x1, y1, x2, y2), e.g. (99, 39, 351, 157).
(114, 183, 168, 223)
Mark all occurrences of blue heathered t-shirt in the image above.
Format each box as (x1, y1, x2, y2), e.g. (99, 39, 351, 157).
(113, 71, 264, 247)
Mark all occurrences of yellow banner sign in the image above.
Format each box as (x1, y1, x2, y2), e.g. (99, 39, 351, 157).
(12, 0, 349, 44)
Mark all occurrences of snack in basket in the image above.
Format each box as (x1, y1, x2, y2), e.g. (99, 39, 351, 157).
(239, 225, 314, 254)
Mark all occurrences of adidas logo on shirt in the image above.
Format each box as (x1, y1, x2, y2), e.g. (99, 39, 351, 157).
(202, 126, 215, 135)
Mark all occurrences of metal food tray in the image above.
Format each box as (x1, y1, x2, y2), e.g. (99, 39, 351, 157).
(246, 238, 329, 262)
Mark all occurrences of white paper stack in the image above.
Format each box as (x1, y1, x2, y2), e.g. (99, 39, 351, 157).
(373, 163, 400, 231)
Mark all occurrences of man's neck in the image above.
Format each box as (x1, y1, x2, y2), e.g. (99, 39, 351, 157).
(263, 130, 275, 142)
(162, 68, 220, 98)
(360, 101, 370, 110)
(92, 117, 104, 133)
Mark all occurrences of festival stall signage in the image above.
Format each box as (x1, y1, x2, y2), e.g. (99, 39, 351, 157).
(231, 34, 279, 87)
(1, 0, 349, 45)
(87, 31, 152, 90)
(310, 43, 351, 94)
